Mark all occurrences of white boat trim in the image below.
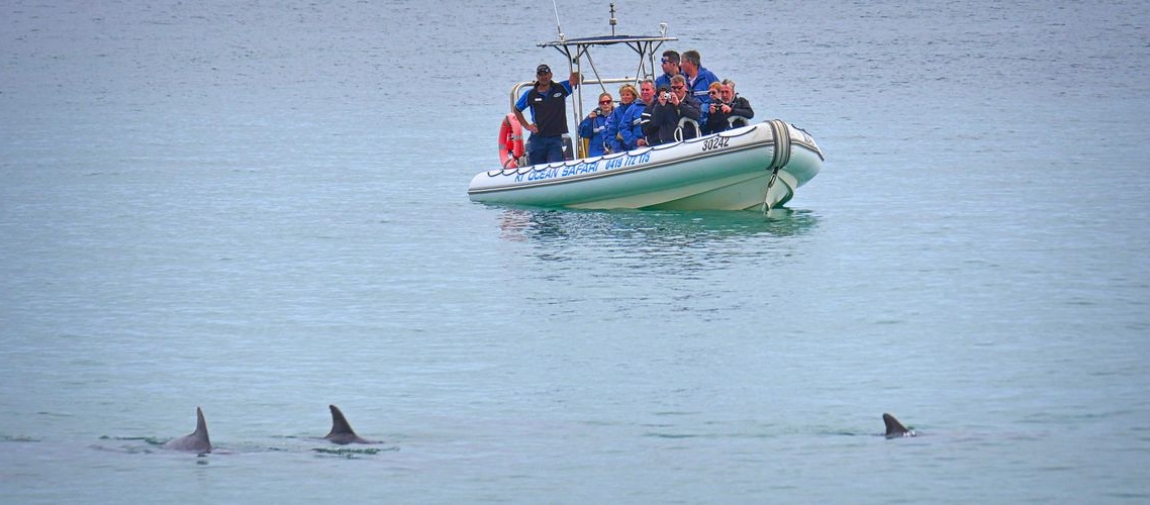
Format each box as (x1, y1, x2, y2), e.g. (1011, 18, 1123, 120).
(469, 120, 823, 211)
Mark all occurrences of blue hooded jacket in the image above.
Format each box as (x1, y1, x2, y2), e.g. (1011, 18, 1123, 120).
(578, 110, 612, 156)
(606, 102, 644, 152)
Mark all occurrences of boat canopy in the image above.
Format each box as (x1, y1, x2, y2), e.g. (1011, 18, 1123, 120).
(509, 5, 676, 158)
(539, 33, 678, 52)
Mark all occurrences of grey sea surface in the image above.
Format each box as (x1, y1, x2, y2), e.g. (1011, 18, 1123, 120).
(2, 0, 1149, 502)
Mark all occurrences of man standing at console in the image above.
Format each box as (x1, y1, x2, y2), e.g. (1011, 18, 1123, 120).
(514, 64, 580, 165)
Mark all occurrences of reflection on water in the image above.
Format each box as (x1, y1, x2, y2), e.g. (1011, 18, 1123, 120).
(499, 207, 820, 246)
(492, 206, 822, 322)
(496, 206, 820, 278)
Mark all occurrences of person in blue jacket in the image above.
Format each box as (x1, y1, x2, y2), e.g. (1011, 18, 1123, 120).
(606, 84, 641, 152)
(680, 50, 719, 126)
(628, 80, 656, 148)
(636, 79, 657, 147)
(654, 50, 681, 91)
(578, 92, 614, 156)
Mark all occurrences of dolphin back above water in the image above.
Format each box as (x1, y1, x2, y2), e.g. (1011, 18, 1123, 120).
(163, 407, 212, 453)
(883, 412, 917, 439)
(324, 404, 376, 445)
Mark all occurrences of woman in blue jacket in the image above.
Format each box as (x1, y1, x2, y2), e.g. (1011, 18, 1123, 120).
(605, 85, 641, 153)
(578, 93, 614, 157)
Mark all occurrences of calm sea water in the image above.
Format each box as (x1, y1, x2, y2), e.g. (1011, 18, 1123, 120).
(3, 0, 1149, 502)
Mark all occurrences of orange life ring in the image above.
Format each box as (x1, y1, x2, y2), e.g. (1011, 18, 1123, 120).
(498, 113, 525, 168)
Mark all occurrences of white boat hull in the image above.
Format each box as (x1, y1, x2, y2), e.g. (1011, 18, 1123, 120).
(468, 120, 823, 211)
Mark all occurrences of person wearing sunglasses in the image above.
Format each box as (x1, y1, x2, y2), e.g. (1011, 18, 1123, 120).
(513, 63, 581, 165)
(579, 92, 615, 156)
(654, 50, 681, 93)
(646, 75, 701, 146)
(702, 82, 728, 135)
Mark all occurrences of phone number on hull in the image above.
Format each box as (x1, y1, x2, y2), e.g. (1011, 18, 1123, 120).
(514, 152, 652, 183)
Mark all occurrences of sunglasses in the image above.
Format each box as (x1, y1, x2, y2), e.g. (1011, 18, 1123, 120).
(708, 90, 718, 95)
(598, 100, 612, 104)
(661, 58, 675, 64)
(671, 85, 684, 90)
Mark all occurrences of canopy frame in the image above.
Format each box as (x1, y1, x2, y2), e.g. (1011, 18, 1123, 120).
(508, 6, 676, 159)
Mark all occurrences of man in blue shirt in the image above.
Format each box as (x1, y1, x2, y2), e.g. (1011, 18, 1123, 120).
(654, 50, 681, 92)
(513, 64, 580, 165)
(680, 50, 720, 125)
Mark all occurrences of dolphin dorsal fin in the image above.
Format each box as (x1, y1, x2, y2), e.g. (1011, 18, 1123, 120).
(326, 404, 358, 437)
(193, 406, 211, 446)
(882, 412, 912, 438)
(165, 406, 212, 452)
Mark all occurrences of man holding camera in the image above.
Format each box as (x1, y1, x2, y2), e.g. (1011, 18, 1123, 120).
(513, 64, 580, 165)
(705, 80, 755, 134)
(643, 75, 701, 146)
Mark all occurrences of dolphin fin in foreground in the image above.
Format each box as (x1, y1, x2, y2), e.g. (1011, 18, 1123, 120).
(324, 404, 376, 445)
(163, 407, 212, 453)
(883, 412, 916, 439)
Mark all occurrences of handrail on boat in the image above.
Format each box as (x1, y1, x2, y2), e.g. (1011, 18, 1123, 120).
(674, 117, 700, 143)
(729, 115, 751, 129)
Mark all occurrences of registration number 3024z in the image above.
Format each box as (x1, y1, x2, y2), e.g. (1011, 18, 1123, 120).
(701, 136, 730, 152)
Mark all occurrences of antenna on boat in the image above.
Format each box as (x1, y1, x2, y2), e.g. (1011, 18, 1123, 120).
(551, 0, 565, 41)
(609, 3, 617, 36)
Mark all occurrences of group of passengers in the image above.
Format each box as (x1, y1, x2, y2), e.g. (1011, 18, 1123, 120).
(579, 49, 756, 156)
(513, 50, 755, 165)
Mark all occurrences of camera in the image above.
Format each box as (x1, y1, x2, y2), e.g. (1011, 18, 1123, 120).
(661, 92, 671, 101)
(593, 107, 603, 115)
